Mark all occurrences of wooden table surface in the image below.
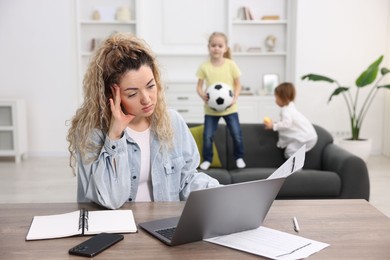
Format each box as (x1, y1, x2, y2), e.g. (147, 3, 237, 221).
(1, 199, 389, 259)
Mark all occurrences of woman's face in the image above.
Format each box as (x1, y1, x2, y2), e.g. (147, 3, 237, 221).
(115, 65, 158, 118)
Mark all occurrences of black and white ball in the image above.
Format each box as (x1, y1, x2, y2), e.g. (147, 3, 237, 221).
(206, 82, 233, 112)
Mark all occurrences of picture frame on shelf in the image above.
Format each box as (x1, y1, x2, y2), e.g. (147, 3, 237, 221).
(263, 74, 279, 95)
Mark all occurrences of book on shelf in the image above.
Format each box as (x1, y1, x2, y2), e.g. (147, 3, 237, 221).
(261, 15, 280, 21)
(26, 209, 137, 240)
(237, 6, 254, 20)
(244, 6, 254, 20)
(247, 47, 262, 53)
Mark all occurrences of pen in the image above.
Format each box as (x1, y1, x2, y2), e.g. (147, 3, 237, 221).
(293, 216, 300, 232)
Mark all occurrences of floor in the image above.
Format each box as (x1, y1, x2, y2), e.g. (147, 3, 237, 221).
(0, 155, 389, 218)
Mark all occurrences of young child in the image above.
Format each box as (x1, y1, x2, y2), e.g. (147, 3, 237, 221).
(67, 33, 219, 209)
(196, 32, 245, 170)
(264, 82, 318, 158)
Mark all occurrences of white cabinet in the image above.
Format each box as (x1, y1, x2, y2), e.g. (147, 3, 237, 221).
(237, 96, 279, 123)
(0, 99, 27, 163)
(165, 82, 279, 124)
(75, 0, 138, 100)
(166, 82, 204, 123)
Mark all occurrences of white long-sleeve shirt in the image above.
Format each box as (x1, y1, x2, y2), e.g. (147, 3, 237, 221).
(273, 102, 317, 149)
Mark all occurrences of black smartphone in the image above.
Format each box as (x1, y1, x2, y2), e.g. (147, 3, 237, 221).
(69, 233, 124, 258)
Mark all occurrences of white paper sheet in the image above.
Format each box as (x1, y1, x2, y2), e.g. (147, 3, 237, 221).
(204, 226, 329, 260)
(267, 145, 306, 180)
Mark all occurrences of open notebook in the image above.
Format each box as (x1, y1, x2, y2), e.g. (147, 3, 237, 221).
(26, 209, 137, 240)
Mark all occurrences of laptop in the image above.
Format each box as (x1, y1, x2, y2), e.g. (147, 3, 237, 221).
(138, 145, 306, 246)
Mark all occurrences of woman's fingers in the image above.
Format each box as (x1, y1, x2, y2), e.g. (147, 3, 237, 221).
(111, 85, 121, 108)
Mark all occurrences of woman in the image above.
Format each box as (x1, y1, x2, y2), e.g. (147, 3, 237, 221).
(67, 33, 219, 209)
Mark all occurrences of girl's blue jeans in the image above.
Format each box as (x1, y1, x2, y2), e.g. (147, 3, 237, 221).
(202, 113, 244, 162)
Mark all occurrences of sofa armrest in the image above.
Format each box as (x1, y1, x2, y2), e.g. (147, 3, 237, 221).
(322, 143, 370, 200)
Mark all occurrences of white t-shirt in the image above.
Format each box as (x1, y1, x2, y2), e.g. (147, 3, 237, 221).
(126, 127, 152, 201)
(273, 102, 317, 149)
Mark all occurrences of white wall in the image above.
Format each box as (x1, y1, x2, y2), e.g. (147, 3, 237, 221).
(0, 0, 389, 157)
(0, 0, 78, 156)
(383, 2, 390, 157)
(295, 0, 389, 154)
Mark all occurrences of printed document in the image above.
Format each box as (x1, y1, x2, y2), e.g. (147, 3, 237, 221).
(204, 226, 329, 259)
(267, 145, 306, 180)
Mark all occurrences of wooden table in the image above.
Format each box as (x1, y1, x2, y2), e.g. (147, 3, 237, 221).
(1, 200, 390, 259)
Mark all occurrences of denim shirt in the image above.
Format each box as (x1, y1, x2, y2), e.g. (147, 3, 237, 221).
(76, 109, 220, 209)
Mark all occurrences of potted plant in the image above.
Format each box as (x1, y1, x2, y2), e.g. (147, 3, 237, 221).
(301, 55, 390, 161)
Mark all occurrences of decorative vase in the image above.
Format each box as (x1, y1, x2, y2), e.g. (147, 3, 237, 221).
(265, 35, 276, 52)
(337, 139, 372, 163)
(116, 6, 131, 22)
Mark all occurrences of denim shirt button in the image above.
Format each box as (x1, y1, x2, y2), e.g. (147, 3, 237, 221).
(129, 198, 132, 202)
(111, 145, 116, 149)
(132, 176, 137, 179)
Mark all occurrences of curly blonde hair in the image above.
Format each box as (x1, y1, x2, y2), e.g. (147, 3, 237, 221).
(67, 32, 173, 173)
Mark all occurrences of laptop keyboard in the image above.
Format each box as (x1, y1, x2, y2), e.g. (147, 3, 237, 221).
(155, 227, 176, 240)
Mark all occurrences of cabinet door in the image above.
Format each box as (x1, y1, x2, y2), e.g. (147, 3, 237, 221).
(0, 104, 14, 152)
(238, 99, 259, 123)
(168, 103, 204, 123)
(0, 99, 27, 162)
(237, 96, 278, 123)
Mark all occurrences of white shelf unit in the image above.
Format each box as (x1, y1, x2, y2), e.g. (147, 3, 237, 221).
(161, 0, 295, 123)
(227, 0, 296, 94)
(75, 0, 138, 102)
(0, 99, 27, 163)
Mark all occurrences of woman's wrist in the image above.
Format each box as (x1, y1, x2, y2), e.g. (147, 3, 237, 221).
(108, 130, 123, 140)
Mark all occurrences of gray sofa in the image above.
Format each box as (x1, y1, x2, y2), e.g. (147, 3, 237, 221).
(188, 123, 370, 200)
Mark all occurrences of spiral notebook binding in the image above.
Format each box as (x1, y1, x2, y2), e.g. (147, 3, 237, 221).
(78, 209, 89, 235)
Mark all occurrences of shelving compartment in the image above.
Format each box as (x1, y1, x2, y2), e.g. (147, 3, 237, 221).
(0, 106, 13, 126)
(0, 131, 14, 152)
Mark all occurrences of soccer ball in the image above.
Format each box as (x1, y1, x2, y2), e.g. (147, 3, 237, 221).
(206, 82, 233, 112)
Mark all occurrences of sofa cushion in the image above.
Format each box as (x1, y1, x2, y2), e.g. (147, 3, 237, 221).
(229, 168, 341, 198)
(304, 125, 334, 170)
(189, 125, 222, 168)
(200, 168, 231, 185)
(229, 168, 275, 183)
(278, 170, 341, 198)
(226, 124, 285, 170)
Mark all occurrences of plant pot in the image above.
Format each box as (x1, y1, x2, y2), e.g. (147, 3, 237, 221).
(337, 138, 372, 163)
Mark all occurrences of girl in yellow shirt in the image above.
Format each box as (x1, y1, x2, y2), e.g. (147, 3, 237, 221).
(196, 32, 246, 170)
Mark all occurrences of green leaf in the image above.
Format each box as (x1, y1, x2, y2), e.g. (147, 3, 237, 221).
(328, 87, 349, 103)
(301, 74, 335, 83)
(381, 67, 390, 75)
(356, 55, 383, 87)
(377, 84, 390, 90)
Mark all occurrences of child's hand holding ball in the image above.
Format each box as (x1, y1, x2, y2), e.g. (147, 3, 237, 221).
(263, 116, 273, 129)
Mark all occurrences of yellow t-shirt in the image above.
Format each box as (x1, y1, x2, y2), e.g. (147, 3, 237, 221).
(196, 59, 241, 116)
